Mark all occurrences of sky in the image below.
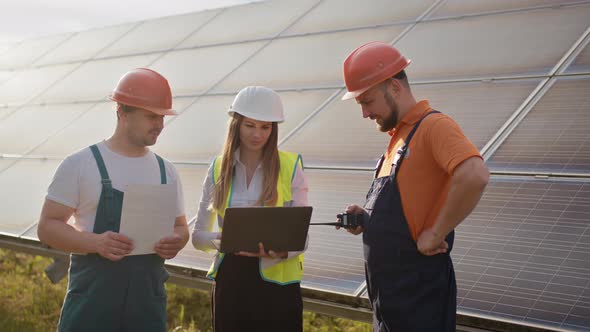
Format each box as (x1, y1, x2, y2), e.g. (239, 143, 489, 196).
(0, 0, 257, 44)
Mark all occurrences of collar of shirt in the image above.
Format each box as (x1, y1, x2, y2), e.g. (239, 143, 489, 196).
(387, 100, 432, 137)
(232, 149, 263, 170)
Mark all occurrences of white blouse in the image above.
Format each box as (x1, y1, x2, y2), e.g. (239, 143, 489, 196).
(191, 149, 309, 258)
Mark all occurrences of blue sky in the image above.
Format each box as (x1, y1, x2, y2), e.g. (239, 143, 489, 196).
(0, 0, 257, 43)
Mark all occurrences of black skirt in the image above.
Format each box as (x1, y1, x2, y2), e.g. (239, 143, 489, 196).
(212, 254, 303, 332)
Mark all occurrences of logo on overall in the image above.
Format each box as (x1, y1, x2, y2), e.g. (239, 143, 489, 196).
(404, 147, 410, 159)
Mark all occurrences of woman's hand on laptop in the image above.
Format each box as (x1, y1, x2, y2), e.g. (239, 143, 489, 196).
(237, 242, 287, 259)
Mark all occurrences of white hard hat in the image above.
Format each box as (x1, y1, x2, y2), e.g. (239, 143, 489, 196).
(228, 86, 285, 123)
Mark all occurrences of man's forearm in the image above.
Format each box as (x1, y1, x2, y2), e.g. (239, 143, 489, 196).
(38, 219, 98, 254)
(432, 158, 489, 239)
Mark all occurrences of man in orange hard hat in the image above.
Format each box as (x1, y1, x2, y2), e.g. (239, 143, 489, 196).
(38, 68, 189, 332)
(339, 42, 489, 331)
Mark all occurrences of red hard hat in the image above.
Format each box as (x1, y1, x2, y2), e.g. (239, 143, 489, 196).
(342, 41, 411, 100)
(109, 68, 177, 116)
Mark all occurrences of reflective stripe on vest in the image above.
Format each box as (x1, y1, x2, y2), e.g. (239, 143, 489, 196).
(206, 150, 304, 285)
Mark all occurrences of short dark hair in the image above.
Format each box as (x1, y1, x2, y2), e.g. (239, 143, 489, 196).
(118, 103, 139, 113)
(393, 70, 409, 88)
(393, 69, 407, 81)
(116, 103, 140, 120)
(379, 69, 410, 91)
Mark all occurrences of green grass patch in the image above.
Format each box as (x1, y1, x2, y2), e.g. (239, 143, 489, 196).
(0, 249, 370, 331)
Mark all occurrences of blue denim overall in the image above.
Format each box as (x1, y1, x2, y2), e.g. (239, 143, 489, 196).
(363, 111, 457, 332)
(58, 144, 170, 332)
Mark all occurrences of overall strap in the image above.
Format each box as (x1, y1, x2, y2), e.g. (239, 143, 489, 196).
(90, 144, 111, 182)
(155, 154, 167, 184)
(392, 111, 441, 178)
(90, 144, 115, 225)
(374, 154, 385, 179)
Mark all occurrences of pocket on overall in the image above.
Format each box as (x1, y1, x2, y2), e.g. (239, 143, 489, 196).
(151, 268, 170, 298)
(59, 273, 101, 332)
(128, 268, 168, 330)
(373, 255, 452, 331)
(413, 256, 454, 330)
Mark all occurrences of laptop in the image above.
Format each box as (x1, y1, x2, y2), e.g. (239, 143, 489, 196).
(219, 206, 313, 254)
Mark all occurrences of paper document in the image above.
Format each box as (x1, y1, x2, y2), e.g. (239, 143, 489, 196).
(119, 184, 176, 255)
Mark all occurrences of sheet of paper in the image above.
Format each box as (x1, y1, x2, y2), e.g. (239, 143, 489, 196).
(119, 184, 176, 255)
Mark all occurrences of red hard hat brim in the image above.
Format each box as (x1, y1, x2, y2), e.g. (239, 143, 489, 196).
(108, 95, 178, 116)
(149, 108, 178, 116)
(341, 58, 412, 101)
(341, 87, 369, 100)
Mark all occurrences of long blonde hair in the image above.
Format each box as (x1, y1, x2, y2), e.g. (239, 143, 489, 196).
(211, 113, 280, 211)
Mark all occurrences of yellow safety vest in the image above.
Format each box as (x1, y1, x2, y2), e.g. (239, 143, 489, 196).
(206, 150, 305, 285)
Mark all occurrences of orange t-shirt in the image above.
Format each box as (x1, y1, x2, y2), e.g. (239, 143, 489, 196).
(377, 100, 481, 241)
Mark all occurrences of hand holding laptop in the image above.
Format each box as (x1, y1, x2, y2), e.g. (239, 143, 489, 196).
(236, 242, 288, 259)
(212, 238, 287, 258)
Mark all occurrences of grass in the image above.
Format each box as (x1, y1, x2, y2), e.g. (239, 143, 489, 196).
(0, 249, 370, 332)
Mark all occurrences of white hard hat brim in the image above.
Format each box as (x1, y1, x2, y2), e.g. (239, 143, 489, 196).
(227, 109, 284, 123)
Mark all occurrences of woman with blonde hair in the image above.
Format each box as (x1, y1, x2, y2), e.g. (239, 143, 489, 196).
(191, 86, 308, 332)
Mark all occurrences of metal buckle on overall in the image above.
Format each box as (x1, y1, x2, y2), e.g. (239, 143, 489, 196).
(101, 179, 113, 198)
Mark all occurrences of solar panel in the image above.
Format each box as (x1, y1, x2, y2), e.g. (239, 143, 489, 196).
(565, 42, 590, 74)
(0, 42, 15, 55)
(0, 1, 589, 330)
(175, 164, 209, 219)
(150, 41, 266, 96)
(429, 0, 575, 18)
(453, 176, 590, 330)
(0, 64, 77, 106)
(177, 0, 317, 48)
(27, 102, 116, 159)
(488, 76, 590, 174)
(37, 54, 159, 104)
(283, 0, 434, 36)
(169, 243, 217, 272)
(282, 79, 541, 168)
(154, 90, 335, 163)
(0, 34, 72, 69)
(213, 26, 406, 92)
(280, 90, 384, 168)
(29, 98, 194, 161)
(0, 70, 16, 86)
(98, 10, 220, 58)
(20, 222, 39, 240)
(412, 79, 543, 150)
(0, 104, 91, 156)
(396, 3, 590, 81)
(296, 169, 373, 294)
(169, 166, 233, 273)
(0, 159, 59, 236)
(0, 106, 15, 120)
(33, 24, 136, 66)
(152, 95, 233, 163)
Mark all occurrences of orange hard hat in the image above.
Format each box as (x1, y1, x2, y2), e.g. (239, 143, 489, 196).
(109, 68, 177, 116)
(341, 41, 411, 100)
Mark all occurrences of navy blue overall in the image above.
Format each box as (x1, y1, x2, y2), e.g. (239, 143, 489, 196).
(363, 111, 457, 332)
(58, 144, 170, 332)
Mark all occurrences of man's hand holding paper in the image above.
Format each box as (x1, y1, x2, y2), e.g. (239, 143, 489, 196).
(155, 233, 184, 259)
(119, 183, 177, 256)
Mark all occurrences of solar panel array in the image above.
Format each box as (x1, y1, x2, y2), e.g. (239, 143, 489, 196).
(1, 0, 589, 330)
(452, 177, 590, 330)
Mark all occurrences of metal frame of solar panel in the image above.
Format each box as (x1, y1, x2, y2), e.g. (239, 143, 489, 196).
(1, 1, 590, 331)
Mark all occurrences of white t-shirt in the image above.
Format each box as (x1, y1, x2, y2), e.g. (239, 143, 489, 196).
(46, 141, 185, 232)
